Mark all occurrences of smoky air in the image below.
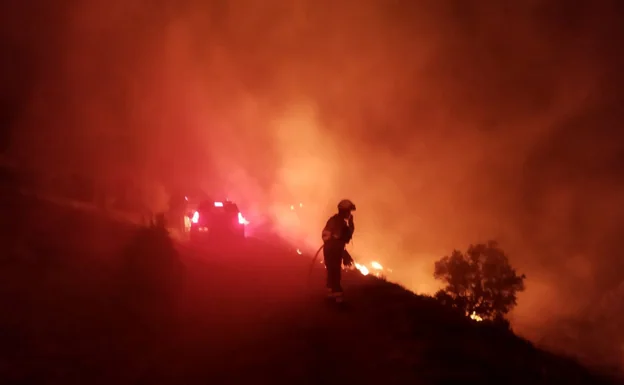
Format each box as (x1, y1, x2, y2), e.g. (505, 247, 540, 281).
(2, 0, 623, 371)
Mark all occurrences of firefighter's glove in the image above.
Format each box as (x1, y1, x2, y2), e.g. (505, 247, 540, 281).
(342, 251, 354, 267)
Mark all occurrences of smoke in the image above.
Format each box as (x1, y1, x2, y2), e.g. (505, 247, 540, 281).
(3, 0, 624, 369)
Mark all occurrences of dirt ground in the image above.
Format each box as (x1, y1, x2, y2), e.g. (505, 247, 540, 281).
(0, 187, 617, 385)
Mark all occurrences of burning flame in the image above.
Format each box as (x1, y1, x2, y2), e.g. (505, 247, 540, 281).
(299, 245, 383, 278)
(469, 311, 483, 322)
(355, 263, 369, 276)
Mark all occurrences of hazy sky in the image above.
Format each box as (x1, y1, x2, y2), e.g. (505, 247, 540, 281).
(2, 0, 624, 367)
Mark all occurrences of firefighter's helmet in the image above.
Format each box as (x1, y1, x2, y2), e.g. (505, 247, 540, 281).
(337, 199, 356, 211)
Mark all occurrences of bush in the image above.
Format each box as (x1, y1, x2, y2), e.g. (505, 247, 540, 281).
(118, 216, 185, 313)
(433, 241, 526, 321)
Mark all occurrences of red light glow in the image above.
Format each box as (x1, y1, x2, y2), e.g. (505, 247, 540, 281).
(238, 212, 249, 225)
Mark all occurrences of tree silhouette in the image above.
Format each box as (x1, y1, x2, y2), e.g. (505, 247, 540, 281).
(434, 241, 526, 322)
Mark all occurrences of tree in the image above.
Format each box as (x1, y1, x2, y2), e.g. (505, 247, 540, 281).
(433, 241, 526, 322)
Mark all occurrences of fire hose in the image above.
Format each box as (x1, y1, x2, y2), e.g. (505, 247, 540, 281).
(306, 243, 359, 284)
(307, 244, 325, 283)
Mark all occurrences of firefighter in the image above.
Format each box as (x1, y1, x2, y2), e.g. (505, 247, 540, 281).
(321, 199, 356, 303)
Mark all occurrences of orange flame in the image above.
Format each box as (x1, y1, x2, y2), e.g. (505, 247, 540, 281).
(355, 263, 370, 276)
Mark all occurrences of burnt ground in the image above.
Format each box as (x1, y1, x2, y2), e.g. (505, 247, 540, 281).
(0, 183, 620, 385)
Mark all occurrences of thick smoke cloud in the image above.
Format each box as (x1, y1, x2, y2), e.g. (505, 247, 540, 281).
(2, 0, 624, 369)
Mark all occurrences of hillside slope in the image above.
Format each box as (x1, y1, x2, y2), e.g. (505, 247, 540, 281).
(0, 188, 617, 385)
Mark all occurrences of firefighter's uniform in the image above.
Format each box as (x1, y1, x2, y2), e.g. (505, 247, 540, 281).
(321, 200, 356, 302)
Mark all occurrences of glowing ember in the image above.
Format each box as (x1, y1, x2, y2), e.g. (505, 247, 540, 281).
(469, 311, 483, 322)
(371, 261, 383, 270)
(290, 205, 295, 210)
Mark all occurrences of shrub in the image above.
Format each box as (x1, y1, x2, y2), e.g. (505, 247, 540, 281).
(434, 241, 526, 321)
(119, 217, 185, 311)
